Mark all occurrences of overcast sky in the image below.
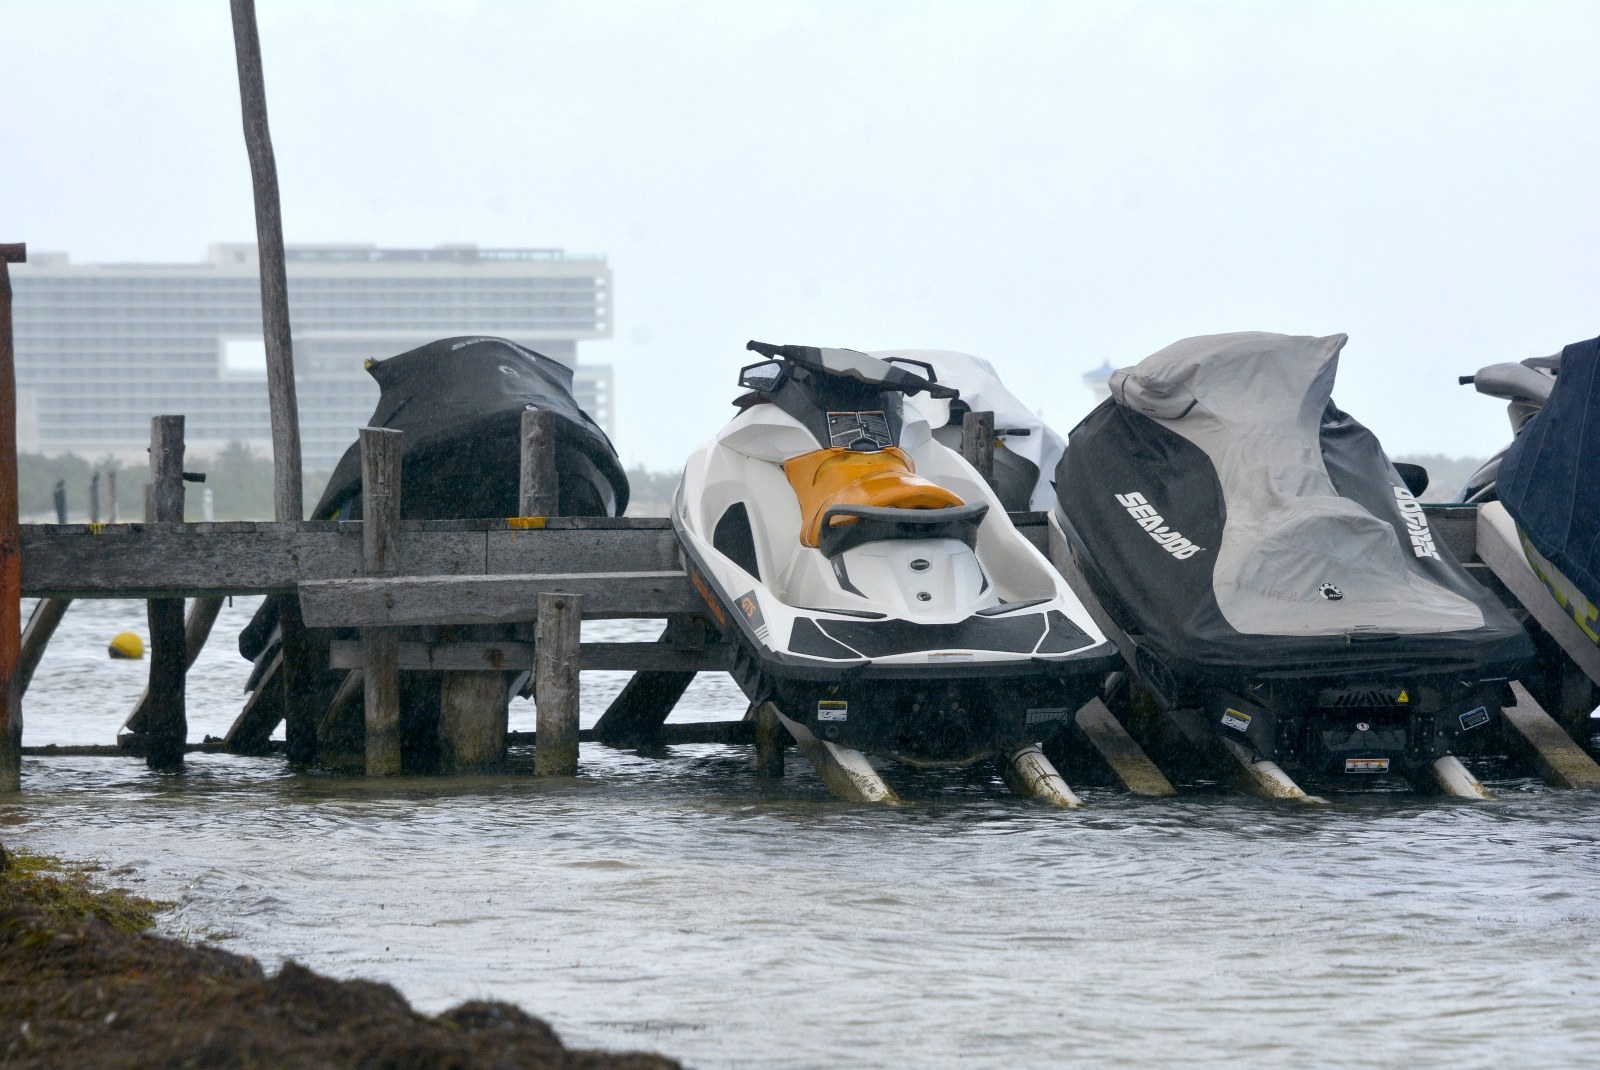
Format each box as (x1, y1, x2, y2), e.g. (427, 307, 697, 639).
(3, 0, 1597, 471)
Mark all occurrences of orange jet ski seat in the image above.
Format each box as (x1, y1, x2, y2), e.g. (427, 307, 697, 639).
(783, 447, 965, 549)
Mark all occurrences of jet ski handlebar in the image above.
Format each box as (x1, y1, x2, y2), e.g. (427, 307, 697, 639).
(744, 340, 960, 399)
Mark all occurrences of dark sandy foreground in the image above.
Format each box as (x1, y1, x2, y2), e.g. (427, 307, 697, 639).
(0, 842, 681, 1070)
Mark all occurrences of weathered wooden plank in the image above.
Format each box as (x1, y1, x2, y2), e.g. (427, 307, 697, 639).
(1477, 502, 1600, 687)
(1500, 680, 1600, 790)
(300, 571, 701, 627)
(124, 596, 224, 735)
(1422, 504, 1478, 563)
(962, 410, 995, 489)
(361, 427, 403, 777)
(224, 649, 282, 755)
(17, 597, 71, 697)
(1073, 697, 1177, 797)
(20, 523, 679, 597)
(440, 670, 508, 773)
(0, 245, 23, 792)
(327, 640, 725, 673)
(485, 527, 680, 574)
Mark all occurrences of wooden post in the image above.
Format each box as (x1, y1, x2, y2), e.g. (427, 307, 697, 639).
(144, 416, 187, 770)
(519, 408, 559, 517)
(52, 480, 66, 524)
(361, 427, 402, 776)
(534, 591, 581, 776)
(89, 473, 100, 524)
(961, 409, 995, 490)
(440, 671, 509, 772)
(121, 597, 223, 735)
(753, 701, 786, 779)
(107, 469, 118, 523)
(1, 242, 25, 792)
(229, 0, 301, 523)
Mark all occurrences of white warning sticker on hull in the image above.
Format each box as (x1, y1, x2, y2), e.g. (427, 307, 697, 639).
(817, 700, 848, 722)
(1345, 757, 1391, 774)
(1220, 708, 1252, 732)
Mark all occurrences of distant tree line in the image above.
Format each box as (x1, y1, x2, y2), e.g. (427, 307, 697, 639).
(17, 443, 330, 522)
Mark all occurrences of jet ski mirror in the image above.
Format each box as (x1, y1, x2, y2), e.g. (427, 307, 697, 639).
(739, 359, 788, 393)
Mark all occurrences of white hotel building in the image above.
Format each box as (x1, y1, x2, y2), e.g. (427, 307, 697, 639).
(10, 243, 614, 469)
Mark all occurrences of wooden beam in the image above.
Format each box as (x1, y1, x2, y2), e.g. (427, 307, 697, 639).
(229, 0, 301, 523)
(17, 598, 71, 697)
(300, 571, 700, 628)
(223, 649, 283, 755)
(0, 242, 23, 792)
(1073, 697, 1177, 797)
(1477, 502, 1600, 688)
(1500, 680, 1600, 790)
(328, 639, 726, 673)
(20, 520, 679, 597)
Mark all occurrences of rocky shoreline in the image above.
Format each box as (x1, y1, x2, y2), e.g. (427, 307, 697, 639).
(0, 841, 681, 1070)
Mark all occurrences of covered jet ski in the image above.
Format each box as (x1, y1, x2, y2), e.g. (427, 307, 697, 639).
(887, 349, 1066, 512)
(675, 340, 1118, 778)
(1496, 334, 1600, 646)
(1055, 332, 1535, 786)
(313, 336, 627, 520)
(234, 336, 627, 767)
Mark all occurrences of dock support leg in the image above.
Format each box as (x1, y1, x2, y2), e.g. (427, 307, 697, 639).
(1074, 698, 1177, 797)
(534, 591, 581, 776)
(360, 426, 403, 776)
(1500, 680, 1600, 790)
(1, 245, 25, 792)
(17, 598, 71, 698)
(144, 416, 188, 771)
(753, 701, 786, 779)
(961, 410, 996, 490)
(1218, 737, 1328, 804)
(123, 596, 222, 736)
(1002, 743, 1083, 808)
(1427, 755, 1494, 799)
(440, 670, 508, 773)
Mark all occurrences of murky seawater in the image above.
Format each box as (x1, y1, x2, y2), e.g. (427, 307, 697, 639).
(6, 598, 1600, 1068)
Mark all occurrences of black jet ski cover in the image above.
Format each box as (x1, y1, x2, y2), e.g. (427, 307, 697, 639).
(312, 336, 628, 521)
(1056, 332, 1533, 687)
(1497, 333, 1600, 609)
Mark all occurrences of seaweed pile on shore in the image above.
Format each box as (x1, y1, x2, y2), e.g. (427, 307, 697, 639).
(0, 842, 680, 1070)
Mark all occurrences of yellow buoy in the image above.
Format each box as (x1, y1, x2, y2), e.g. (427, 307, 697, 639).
(108, 632, 145, 660)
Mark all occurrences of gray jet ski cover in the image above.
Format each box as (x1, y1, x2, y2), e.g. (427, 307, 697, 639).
(1055, 331, 1533, 685)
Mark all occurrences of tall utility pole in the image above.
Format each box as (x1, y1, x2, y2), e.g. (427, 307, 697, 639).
(1, 243, 26, 792)
(229, 0, 302, 522)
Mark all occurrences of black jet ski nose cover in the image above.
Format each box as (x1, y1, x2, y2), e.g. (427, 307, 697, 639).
(1055, 331, 1533, 683)
(312, 336, 628, 521)
(1497, 333, 1600, 615)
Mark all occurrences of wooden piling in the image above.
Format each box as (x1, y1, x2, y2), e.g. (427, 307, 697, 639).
(440, 671, 509, 772)
(229, 0, 301, 523)
(961, 410, 995, 490)
(753, 701, 786, 778)
(591, 617, 705, 747)
(107, 470, 118, 524)
(17, 598, 72, 698)
(89, 473, 100, 525)
(122, 597, 222, 735)
(519, 408, 559, 517)
(144, 416, 188, 770)
(360, 427, 403, 776)
(533, 591, 581, 776)
(0, 242, 24, 792)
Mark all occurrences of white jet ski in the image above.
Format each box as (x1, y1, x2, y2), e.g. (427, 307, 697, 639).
(674, 341, 1119, 775)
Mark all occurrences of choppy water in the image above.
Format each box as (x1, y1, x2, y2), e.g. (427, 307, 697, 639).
(6, 598, 1600, 1069)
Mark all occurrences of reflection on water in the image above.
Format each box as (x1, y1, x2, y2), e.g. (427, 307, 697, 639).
(7, 599, 1600, 1069)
